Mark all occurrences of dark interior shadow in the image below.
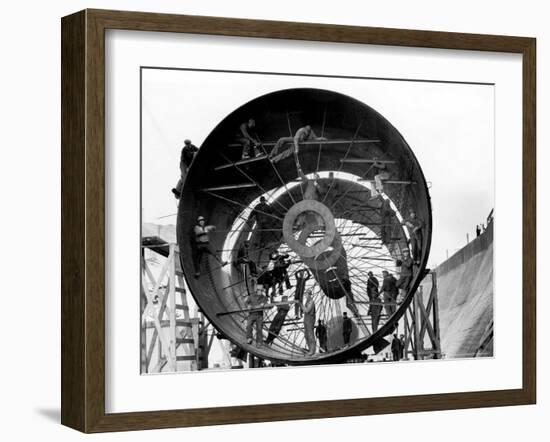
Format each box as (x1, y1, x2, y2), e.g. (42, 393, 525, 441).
(35, 408, 60, 423)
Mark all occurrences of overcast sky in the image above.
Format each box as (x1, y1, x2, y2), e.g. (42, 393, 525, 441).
(142, 68, 494, 268)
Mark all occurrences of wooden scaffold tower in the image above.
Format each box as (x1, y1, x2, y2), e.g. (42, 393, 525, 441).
(140, 240, 214, 373)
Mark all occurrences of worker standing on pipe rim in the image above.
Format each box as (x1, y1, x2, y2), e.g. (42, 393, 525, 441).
(171, 139, 198, 199)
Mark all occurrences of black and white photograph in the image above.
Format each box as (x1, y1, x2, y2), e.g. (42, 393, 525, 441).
(140, 68, 494, 373)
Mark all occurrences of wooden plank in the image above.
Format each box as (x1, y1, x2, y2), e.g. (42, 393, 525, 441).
(176, 355, 197, 362)
(145, 319, 194, 329)
(228, 138, 380, 147)
(214, 155, 268, 171)
(358, 178, 416, 184)
(176, 338, 195, 344)
(199, 183, 257, 192)
(341, 158, 395, 164)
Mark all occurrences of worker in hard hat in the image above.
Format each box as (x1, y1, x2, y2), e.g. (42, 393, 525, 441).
(172, 139, 198, 199)
(193, 215, 227, 277)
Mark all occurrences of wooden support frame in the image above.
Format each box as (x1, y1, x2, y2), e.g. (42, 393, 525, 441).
(61, 9, 536, 432)
(402, 272, 441, 360)
(141, 244, 201, 374)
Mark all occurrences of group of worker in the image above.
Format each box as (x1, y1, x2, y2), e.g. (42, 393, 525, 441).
(245, 281, 360, 357)
(173, 119, 425, 358)
(245, 285, 318, 354)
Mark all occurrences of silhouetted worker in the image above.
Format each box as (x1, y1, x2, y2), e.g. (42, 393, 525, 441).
(293, 269, 311, 317)
(272, 252, 292, 295)
(256, 264, 273, 294)
(301, 290, 317, 355)
(391, 334, 402, 361)
(404, 211, 424, 264)
(265, 295, 291, 346)
(315, 319, 328, 352)
(370, 158, 390, 199)
(250, 196, 273, 245)
(246, 288, 269, 346)
(476, 224, 481, 237)
(366, 271, 379, 301)
(269, 125, 327, 171)
(380, 198, 393, 245)
(172, 139, 198, 198)
(236, 118, 261, 160)
(396, 249, 414, 301)
(342, 311, 353, 346)
(265, 252, 279, 300)
(381, 270, 399, 316)
(399, 334, 406, 359)
(236, 240, 257, 276)
(193, 216, 227, 277)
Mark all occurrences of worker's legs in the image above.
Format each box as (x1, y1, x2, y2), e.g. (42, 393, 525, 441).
(412, 233, 423, 263)
(239, 138, 251, 159)
(193, 245, 206, 276)
(343, 332, 351, 345)
(173, 177, 183, 198)
(383, 292, 396, 316)
(396, 275, 411, 302)
(304, 317, 316, 354)
(284, 272, 291, 290)
(172, 164, 188, 198)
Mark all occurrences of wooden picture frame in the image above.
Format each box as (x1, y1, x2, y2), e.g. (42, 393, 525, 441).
(61, 9, 536, 433)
